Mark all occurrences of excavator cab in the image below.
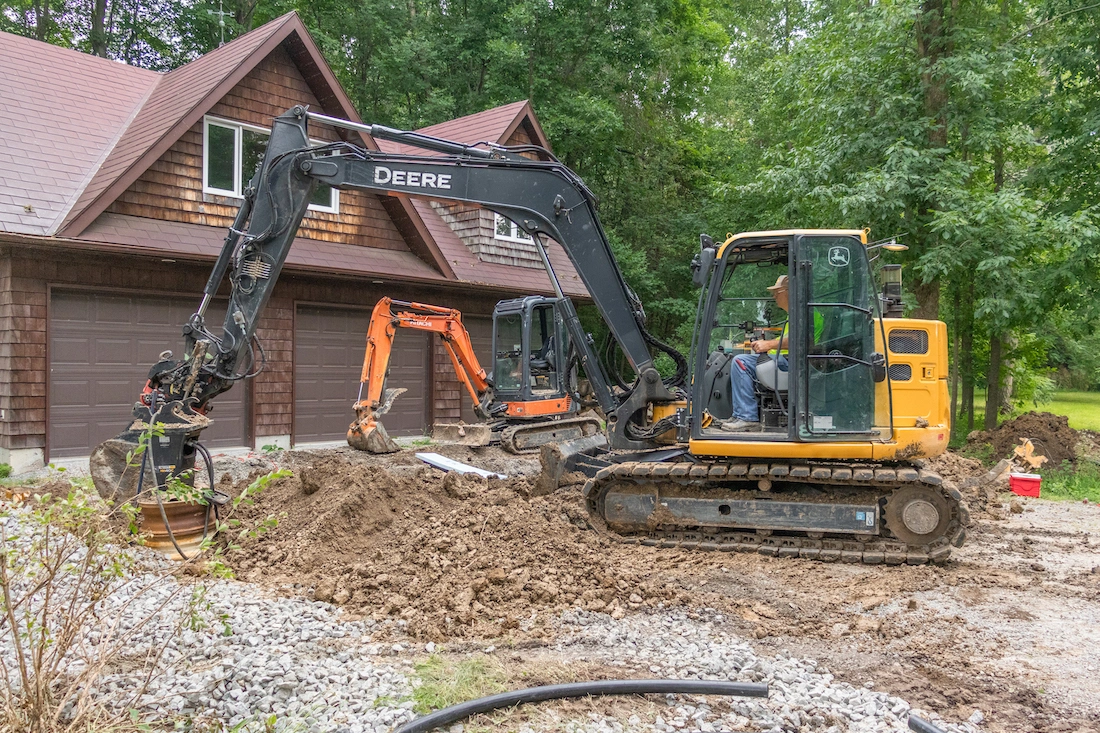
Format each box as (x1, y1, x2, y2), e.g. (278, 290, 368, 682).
(692, 231, 890, 443)
(491, 296, 572, 407)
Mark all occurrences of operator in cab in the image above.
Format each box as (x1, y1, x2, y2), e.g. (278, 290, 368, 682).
(723, 275, 822, 432)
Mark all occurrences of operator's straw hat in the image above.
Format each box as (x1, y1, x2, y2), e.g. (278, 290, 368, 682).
(767, 275, 789, 292)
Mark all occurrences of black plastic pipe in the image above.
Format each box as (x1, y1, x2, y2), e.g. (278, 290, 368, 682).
(393, 679, 769, 733)
(909, 715, 948, 733)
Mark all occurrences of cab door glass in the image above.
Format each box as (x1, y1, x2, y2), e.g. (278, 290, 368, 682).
(493, 312, 523, 392)
(528, 304, 559, 394)
(798, 236, 875, 435)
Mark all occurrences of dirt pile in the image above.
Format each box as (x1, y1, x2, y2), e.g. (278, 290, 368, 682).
(224, 447, 689, 641)
(965, 411, 1079, 467)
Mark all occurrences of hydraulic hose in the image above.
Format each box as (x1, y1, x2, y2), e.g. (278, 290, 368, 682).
(393, 679, 768, 733)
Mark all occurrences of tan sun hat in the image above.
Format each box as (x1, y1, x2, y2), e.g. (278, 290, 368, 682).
(766, 274, 789, 292)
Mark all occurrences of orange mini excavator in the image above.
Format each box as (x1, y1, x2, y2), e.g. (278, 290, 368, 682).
(346, 296, 601, 454)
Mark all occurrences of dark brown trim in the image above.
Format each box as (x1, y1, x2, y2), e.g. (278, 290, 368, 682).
(0, 234, 587, 302)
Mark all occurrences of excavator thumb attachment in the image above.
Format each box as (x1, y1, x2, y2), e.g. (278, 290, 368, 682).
(431, 421, 492, 446)
(347, 388, 406, 453)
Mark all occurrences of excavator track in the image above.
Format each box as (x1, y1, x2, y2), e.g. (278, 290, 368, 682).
(501, 416, 602, 455)
(583, 459, 969, 565)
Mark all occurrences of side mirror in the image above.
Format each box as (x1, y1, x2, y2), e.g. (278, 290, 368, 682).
(870, 352, 887, 383)
(692, 233, 717, 288)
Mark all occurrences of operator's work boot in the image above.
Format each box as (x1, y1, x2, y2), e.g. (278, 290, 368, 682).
(721, 418, 761, 432)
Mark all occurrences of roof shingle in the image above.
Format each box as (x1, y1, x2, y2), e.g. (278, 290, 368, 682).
(0, 31, 158, 235)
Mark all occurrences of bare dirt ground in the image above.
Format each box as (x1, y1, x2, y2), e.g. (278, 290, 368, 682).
(217, 444, 1100, 733)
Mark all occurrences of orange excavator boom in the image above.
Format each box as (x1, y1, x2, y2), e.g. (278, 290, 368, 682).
(347, 297, 492, 453)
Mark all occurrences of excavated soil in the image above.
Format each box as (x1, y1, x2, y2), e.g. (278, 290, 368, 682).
(226, 446, 694, 641)
(966, 411, 1080, 467)
(222, 445, 1100, 731)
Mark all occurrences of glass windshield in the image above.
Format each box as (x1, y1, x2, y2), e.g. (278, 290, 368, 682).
(493, 312, 524, 392)
(710, 262, 788, 354)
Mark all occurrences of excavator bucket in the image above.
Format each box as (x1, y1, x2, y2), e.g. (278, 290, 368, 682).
(346, 388, 405, 453)
(347, 420, 401, 453)
(431, 421, 492, 446)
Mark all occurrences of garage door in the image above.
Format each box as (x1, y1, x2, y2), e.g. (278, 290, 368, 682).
(461, 316, 493, 424)
(294, 305, 430, 443)
(49, 291, 249, 459)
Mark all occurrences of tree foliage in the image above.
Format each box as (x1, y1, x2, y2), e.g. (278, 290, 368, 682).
(5, 0, 1100, 426)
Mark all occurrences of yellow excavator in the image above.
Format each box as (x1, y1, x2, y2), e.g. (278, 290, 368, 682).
(90, 105, 966, 564)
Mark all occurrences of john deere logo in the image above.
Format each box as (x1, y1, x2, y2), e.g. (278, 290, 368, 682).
(828, 246, 850, 267)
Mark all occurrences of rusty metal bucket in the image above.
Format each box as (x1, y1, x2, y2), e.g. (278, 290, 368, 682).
(138, 498, 210, 560)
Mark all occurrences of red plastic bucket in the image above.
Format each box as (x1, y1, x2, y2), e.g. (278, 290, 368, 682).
(1009, 473, 1041, 498)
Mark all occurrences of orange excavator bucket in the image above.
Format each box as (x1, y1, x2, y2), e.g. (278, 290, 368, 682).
(347, 387, 405, 453)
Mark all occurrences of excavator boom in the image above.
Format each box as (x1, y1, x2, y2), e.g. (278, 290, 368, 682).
(347, 297, 493, 453)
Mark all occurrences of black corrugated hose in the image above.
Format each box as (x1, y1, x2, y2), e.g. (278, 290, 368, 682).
(393, 679, 769, 733)
(909, 715, 948, 733)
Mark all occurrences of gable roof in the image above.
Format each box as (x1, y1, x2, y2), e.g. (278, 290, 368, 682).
(376, 101, 589, 298)
(60, 14, 341, 236)
(376, 100, 550, 157)
(0, 31, 159, 235)
(0, 23, 587, 297)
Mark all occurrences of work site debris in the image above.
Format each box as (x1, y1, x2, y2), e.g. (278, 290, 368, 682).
(1013, 438, 1048, 470)
(415, 451, 506, 479)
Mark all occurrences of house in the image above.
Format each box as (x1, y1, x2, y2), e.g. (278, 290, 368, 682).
(0, 12, 588, 472)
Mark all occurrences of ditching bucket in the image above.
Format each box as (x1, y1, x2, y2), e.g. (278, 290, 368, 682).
(347, 419, 401, 453)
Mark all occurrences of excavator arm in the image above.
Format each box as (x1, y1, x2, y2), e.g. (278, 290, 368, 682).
(91, 105, 683, 498)
(347, 297, 493, 453)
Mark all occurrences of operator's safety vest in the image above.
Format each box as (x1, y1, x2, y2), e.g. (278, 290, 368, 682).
(769, 312, 825, 356)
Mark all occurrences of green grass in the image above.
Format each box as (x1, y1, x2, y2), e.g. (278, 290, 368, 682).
(1037, 460, 1100, 503)
(1040, 390, 1100, 431)
(411, 655, 507, 714)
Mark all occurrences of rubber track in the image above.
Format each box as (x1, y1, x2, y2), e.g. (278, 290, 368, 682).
(501, 416, 602, 455)
(582, 460, 969, 565)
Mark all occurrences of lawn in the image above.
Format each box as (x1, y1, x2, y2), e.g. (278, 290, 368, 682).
(961, 388, 1100, 432)
(1040, 390, 1100, 431)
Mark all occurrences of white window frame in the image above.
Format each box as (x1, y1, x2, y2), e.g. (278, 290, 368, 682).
(202, 115, 339, 214)
(493, 213, 533, 244)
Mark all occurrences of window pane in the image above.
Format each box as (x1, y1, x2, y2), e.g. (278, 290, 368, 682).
(310, 183, 334, 208)
(493, 312, 524, 392)
(515, 225, 531, 240)
(206, 123, 235, 191)
(495, 214, 511, 237)
(240, 128, 269, 189)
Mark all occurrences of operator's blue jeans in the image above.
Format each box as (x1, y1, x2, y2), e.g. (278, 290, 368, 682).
(731, 353, 788, 422)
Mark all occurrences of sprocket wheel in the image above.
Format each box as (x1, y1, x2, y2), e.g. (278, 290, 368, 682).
(884, 485, 951, 546)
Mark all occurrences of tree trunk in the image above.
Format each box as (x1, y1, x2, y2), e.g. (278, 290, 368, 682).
(911, 278, 940, 321)
(950, 283, 960, 429)
(33, 0, 50, 40)
(91, 0, 109, 57)
(1001, 333, 1017, 412)
(961, 281, 974, 432)
(985, 334, 1002, 430)
(912, 0, 952, 322)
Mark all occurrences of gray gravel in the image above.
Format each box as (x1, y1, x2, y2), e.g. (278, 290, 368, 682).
(1, 507, 982, 732)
